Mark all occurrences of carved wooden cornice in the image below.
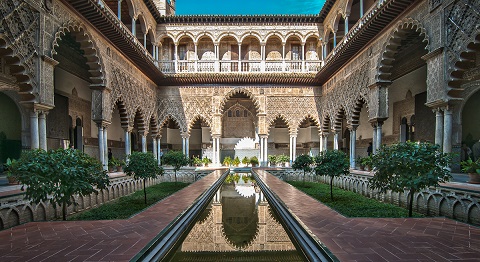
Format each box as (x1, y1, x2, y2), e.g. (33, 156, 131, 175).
(158, 15, 322, 24)
(158, 73, 320, 86)
(315, 0, 418, 85)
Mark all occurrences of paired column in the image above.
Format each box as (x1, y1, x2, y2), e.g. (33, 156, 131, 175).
(372, 122, 377, 154)
(238, 44, 242, 72)
(344, 14, 349, 34)
(301, 43, 305, 72)
(349, 125, 358, 168)
(323, 132, 329, 151)
(174, 43, 178, 72)
(141, 131, 147, 153)
(333, 31, 337, 48)
(38, 111, 48, 150)
(124, 126, 132, 158)
(282, 43, 286, 72)
(30, 110, 39, 149)
(194, 44, 198, 72)
(97, 122, 109, 171)
(443, 107, 453, 153)
(212, 135, 221, 166)
(117, 0, 122, 20)
(152, 134, 158, 160)
(434, 108, 444, 148)
(157, 136, 162, 165)
(289, 134, 297, 164)
(182, 134, 190, 158)
(259, 135, 268, 166)
(131, 17, 136, 36)
(333, 130, 339, 150)
(319, 132, 324, 152)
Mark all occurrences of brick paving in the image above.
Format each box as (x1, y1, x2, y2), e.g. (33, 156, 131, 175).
(0, 169, 479, 262)
(0, 170, 225, 262)
(256, 169, 480, 262)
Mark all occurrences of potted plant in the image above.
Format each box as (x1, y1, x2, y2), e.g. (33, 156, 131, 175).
(356, 156, 364, 170)
(360, 156, 373, 171)
(192, 156, 202, 167)
(116, 159, 126, 172)
(223, 156, 232, 167)
(5, 158, 18, 184)
(267, 155, 277, 167)
(233, 156, 241, 167)
(242, 156, 250, 167)
(250, 156, 259, 167)
(460, 158, 480, 184)
(277, 154, 290, 167)
(202, 157, 212, 167)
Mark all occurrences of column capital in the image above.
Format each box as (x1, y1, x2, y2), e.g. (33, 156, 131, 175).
(289, 133, 298, 138)
(368, 81, 391, 90)
(347, 124, 359, 131)
(259, 134, 268, 139)
(95, 120, 111, 128)
(123, 126, 134, 132)
(369, 118, 386, 126)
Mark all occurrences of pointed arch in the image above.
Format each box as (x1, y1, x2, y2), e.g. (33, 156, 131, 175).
(219, 88, 261, 114)
(51, 21, 106, 87)
(376, 18, 429, 82)
(188, 114, 211, 134)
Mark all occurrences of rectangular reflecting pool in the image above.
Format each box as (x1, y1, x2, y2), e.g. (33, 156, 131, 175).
(168, 172, 305, 261)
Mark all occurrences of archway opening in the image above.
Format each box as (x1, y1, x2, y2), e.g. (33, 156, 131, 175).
(189, 117, 211, 159)
(298, 116, 320, 156)
(0, 92, 22, 165)
(462, 90, 480, 161)
(160, 117, 182, 154)
(221, 92, 258, 162)
(268, 117, 290, 157)
(51, 32, 93, 151)
(219, 36, 239, 72)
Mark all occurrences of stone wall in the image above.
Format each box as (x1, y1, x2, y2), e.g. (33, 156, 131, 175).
(0, 169, 212, 230)
(267, 169, 480, 226)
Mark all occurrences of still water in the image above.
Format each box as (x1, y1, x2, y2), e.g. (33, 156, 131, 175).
(168, 172, 305, 261)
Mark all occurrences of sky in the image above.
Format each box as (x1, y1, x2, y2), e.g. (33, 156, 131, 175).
(175, 0, 326, 15)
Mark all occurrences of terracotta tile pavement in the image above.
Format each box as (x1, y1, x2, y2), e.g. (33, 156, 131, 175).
(256, 169, 480, 262)
(1, 169, 479, 262)
(0, 170, 225, 262)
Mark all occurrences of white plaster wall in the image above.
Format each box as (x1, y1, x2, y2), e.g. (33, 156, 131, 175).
(108, 107, 124, 142)
(270, 128, 289, 143)
(357, 108, 372, 140)
(202, 127, 211, 143)
(384, 66, 427, 136)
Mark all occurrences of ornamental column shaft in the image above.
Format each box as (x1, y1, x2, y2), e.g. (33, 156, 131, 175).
(97, 125, 105, 170)
(443, 107, 453, 153)
(30, 110, 39, 149)
(124, 127, 131, 158)
(376, 122, 383, 151)
(103, 127, 108, 169)
(434, 108, 444, 148)
(117, 0, 122, 19)
(141, 133, 147, 153)
(38, 111, 47, 150)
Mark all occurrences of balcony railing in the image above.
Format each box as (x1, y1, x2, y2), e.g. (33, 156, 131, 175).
(158, 59, 322, 74)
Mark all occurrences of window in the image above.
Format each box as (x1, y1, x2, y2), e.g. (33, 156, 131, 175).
(291, 45, 301, 60)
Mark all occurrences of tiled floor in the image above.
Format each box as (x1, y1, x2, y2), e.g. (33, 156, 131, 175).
(0, 170, 225, 262)
(256, 169, 480, 262)
(0, 169, 479, 262)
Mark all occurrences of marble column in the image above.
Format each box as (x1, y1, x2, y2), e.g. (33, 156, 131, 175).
(38, 111, 47, 150)
(157, 136, 161, 165)
(103, 127, 108, 169)
(292, 135, 297, 161)
(360, 0, 364, 17)
(174, 43, 178, 72)
(141, 132, 147, 153)
(30, 110, 39, 149)
(345, 15, 349, 34)
(97, 125, 105, 170)
(131, 18, 136, 37)
(323, 133, 328, 151)
(301, 43, 305, 72)
(376, 121, 383, 151)
(260, 135, 268, 166)
(215, 137, 220, 166)
(152, 136, 157, 160)
(194, 44, 198, 72)
(282, 43, 286, 72)
(117, 0, 122, 19)
(333, 131, 339, 150)
(443, 107, 453, 153)
(333, 31, 337, 48)
(289, 135, 293, 165)
(124, 127, 131, 157)
(185, 136, 190, 158)
(212, 138, 217, 165)
(238, 44, 242, 72)
(259, 137, 264, 164)
(319, 132, 323, 152)
(372, 123, 377, 154)
(350, 126, 357, 168)
(434, 108, 444, 148)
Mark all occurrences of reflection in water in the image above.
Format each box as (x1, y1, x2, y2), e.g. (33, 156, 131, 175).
(169, 173, 304, 261)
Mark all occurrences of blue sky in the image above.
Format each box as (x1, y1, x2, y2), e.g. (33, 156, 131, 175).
(175, 0, 326, 15)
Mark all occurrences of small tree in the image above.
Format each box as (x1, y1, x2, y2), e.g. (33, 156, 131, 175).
(250, 156, 259, 167)
(8, 149, 109, 220)
(233, 156, 241, 167)
(223, 156, 232, 166)
(314, 150, 349, 200)
(292, 154, 313, 185)
(369, 141, 451, 217)
(242, 156, 250, 166)
(124, 152, 164, 204)
(161, 150, 189, 183)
